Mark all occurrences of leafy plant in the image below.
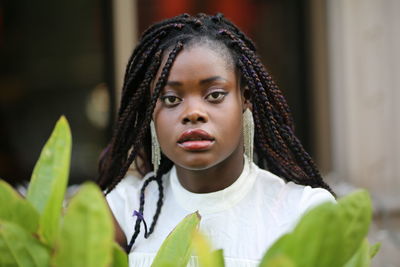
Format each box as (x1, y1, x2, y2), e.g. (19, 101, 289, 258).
(151, 212, 200, 267)
(151, 191, 380, 267)
(0, 117, 128, 267)
(258, 190, 378, 267)
(0, 116, 380, 267)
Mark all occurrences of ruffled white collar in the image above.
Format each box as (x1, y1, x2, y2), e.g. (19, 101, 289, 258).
(169, 157, 258, 215)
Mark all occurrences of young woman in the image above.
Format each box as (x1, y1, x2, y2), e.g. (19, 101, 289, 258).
(98, 13, 335, 267)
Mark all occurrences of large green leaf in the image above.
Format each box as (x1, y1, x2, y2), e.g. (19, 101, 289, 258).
(258, 234, 294, 267)
(26, 116, 72, 244)
(260, 202, 344, 267)
(260, 190, 372, 267)
(337, 190, 372, 261)
(151, 212, 201, 267)
(289, 203, 345, 267)
(112, 243, 128, 267)
(0, 180, 39, 233)
(51, 182, 114, 267)
(192, 231, 225, 267)
(262, 255, 295, 267)
(211, 250, 225, 267)
(0, 220, 50, 267)
(343, 239, 370, 267)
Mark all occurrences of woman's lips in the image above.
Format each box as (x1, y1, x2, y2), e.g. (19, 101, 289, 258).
(177, 129, 215, 151)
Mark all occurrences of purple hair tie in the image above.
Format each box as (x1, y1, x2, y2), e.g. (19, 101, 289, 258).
(133, 210, 149, 238)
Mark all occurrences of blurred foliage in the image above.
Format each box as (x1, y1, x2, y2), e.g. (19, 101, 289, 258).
(0, 117, 379, 267)
(0, 117, 127, 267)
(151, 190, 380, 267)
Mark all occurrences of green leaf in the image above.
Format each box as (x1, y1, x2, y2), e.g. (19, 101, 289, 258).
(0, 180, 39, 233)
(258, 234, 293, 267)
(0, 220, 50, 267)
(343, 239, 370, 267)
(26, 116, 72, 244)
(369, 242, 381, 259)
(262, 255, 296, 267)
(260, 202, 344, 267)
(338, 190, 372, 261)
(192, 231, 225, 267)
(51, 183, 114, 267)
(211, 250, 225, 267)
(260, 190, 372, 267)
(112, 243, 128, 267)
(151, 212, 201, 267)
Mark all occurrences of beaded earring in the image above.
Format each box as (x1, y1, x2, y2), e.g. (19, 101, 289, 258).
(243, 108, 254, 166)
(150, 120, 161, 174)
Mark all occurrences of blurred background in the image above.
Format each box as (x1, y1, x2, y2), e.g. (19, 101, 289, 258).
(0, 0, 399, 265)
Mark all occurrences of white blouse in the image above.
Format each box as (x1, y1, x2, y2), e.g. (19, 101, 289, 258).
(106, 160, 335, 267)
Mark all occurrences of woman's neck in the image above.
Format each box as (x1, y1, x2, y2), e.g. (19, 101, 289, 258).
(174, 148, 245, 193)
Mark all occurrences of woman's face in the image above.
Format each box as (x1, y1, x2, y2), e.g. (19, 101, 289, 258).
(152, 45, 245, 171)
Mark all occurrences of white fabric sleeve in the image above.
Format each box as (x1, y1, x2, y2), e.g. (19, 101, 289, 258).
(106, 183, 128, 234)
(105, 174, 144, 235)
(298, 186, 336, 216)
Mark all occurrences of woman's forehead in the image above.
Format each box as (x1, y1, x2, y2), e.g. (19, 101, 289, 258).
(149, 43, 241, 94)
(163, 40, 235, 68)
(156, 45, 236, 82)
(175, 46, 231, 71)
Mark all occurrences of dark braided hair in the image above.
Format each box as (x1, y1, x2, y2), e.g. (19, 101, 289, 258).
(97, 13, 334, 252)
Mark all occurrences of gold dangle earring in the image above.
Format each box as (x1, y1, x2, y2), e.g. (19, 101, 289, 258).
(243, 108, 254, 166)
(150, 120, 161, 174)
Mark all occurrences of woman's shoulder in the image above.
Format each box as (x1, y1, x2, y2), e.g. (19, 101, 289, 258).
(105, 171, 156, 203)
(106, 171, 153, 208)
(254, 165, 335, 212)
(105, 171, 160, 235)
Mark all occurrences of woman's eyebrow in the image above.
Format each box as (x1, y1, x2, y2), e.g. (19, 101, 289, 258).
(165, 81, 182, 87)
(199, 76, 227, 85)
(165, 76, 227, 87)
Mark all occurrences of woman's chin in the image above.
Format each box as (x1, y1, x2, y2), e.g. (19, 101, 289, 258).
(173, 154, 219, 171)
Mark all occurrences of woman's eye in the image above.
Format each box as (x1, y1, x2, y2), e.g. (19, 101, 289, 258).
(161, 95, 181, 106)
(206, 91, 227, 102)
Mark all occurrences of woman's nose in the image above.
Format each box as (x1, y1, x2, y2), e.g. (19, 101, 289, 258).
(181, 103, 208, 124)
